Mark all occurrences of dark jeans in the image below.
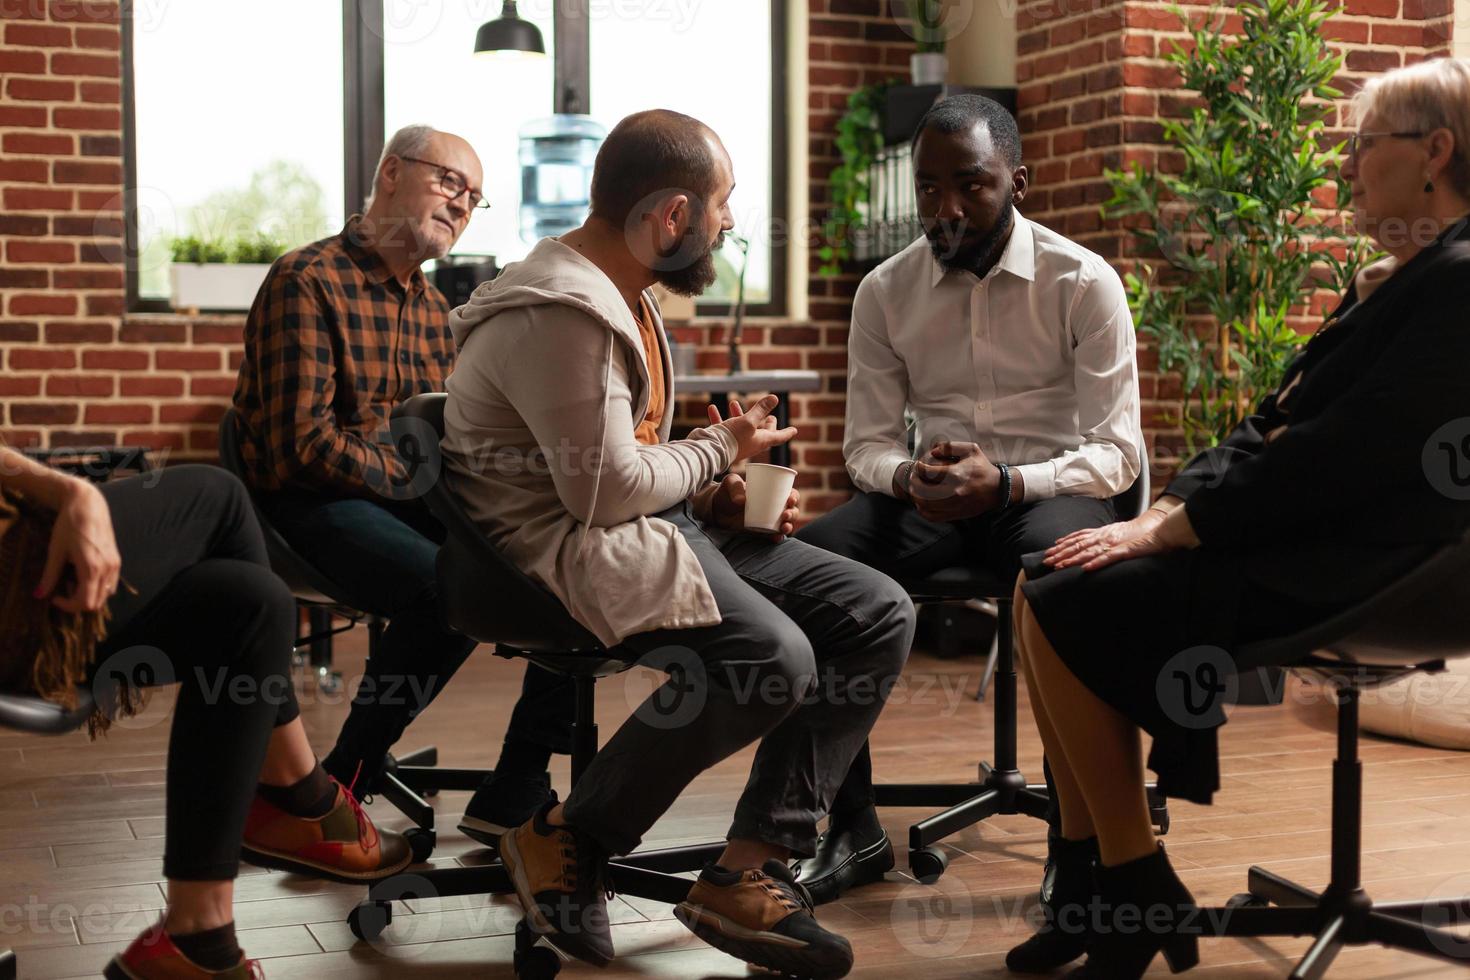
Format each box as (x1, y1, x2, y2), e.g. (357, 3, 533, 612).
(258, 489, 575, 788)
(561, 503, 916, 858)
(795, 491, 1117, 838)
(100, 466, 298, 880)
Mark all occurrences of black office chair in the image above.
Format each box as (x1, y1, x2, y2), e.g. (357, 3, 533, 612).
(217, 410, 441, 860)
(874, 458, 1171, 881)
(346, 394, 728, 977)
(1196, 530, 1470, 979)
(0, 682, 113, 980)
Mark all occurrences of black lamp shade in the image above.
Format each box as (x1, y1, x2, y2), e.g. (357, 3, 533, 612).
(474, 1, 545, 55)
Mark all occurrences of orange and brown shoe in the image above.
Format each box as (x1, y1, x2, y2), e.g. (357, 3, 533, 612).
(240, 780, 411, 884)
(103, 924, 262, 979)
(498, 801, 614, 967)
(675, 859, 853, 979)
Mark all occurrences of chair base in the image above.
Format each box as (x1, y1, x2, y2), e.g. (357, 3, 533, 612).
(348, 839, 728, 944)
(874, 761, 1169, 880)
(1200, 681, 1470, 978)
(1203, 868, 1470, 980)
(873, 595, 1170, 880)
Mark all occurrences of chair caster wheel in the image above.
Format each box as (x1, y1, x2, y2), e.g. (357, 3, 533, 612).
(1147, 789, 1170, 835)
(0, 949, 16, 980)
(405, 828, 436, 863)
(514, 921, 564, 979)
(1226, 892, 1269, 910)
(909, 846, 948, 884)
(347, 900, 391, 942)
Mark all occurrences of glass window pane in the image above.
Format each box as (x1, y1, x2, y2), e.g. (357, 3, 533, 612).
(590, 2, 774, 306)
(130, 1, 345, 301)
(383, 0, 557, 268)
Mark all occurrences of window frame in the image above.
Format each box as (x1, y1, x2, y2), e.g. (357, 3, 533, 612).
(124, 0, 786, 315)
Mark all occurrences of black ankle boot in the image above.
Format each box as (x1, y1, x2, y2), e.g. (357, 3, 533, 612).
(1067, 844, 1199, 979)
(1005, 836, 1098, 973)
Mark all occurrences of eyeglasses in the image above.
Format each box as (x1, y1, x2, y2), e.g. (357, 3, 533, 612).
(1346, 131, 1426, 158)
(400, 156, 491, 210)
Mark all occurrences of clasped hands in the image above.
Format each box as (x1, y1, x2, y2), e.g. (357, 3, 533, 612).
(901, 440, 1012, 522)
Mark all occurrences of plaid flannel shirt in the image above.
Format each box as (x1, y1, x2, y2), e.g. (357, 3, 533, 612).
(232, 219, 455, 500)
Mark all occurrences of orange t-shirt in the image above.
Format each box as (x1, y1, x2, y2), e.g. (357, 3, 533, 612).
(632, 296, 666, 446)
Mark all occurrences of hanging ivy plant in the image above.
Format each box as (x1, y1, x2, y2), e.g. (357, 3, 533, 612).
(818, 80, 894, 276)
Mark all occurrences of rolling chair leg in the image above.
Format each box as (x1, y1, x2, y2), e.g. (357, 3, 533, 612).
(349, 668, 734, 949)
(1198, 685, 1470, 977)
(876, 597, 1170, 881)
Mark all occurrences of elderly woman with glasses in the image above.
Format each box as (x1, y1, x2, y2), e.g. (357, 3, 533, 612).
(1003, 57, 1470, 978)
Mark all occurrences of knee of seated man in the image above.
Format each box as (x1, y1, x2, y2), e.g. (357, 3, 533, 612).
(740, 617, 817, 715)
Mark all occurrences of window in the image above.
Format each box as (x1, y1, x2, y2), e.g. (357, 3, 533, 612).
(590, 0, 778, 309)
(126, 1, 345, 303)
(382, 0, 557, 265)
(126, 0, 784, 312)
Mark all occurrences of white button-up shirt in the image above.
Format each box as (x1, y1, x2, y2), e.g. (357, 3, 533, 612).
(844, 213, 1143, 502)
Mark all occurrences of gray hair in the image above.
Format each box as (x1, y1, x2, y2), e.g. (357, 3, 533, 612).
(363, 124, 437, 211)
(1352, 58, 1470, 201)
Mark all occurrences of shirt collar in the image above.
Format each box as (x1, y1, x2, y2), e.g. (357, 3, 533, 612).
(928, 211, 1037, 288)
(339, 215, 427, 293)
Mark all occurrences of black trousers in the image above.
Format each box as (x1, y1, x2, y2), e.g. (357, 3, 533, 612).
(99, 466, 298, 881)
(259, 490, 576, 789)
(795, 491, 1117, 835)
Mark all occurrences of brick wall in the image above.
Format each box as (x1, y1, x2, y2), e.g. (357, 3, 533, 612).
(0, 0, 138, 450)
(1015, 0, 1457, 475)
(1, 0, 1458, 512)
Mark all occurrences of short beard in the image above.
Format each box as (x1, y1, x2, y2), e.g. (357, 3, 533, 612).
(927, 197, 1015, 274)
(653, 225, 722, 297)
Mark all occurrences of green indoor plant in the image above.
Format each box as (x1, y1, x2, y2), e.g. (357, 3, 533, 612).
(1101, 0, 1376, 456)
(818, 80, 893, 275)
(168, 232, 288, 310)
(908, 1, 948, 83)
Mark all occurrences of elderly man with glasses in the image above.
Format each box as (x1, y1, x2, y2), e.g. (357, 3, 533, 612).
(231, 125, 576, 837)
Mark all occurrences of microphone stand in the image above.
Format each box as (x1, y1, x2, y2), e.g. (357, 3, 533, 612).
(725, 232, 750, 376)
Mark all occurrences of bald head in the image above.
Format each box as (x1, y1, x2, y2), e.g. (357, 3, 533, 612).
(589, 109, 729, 228)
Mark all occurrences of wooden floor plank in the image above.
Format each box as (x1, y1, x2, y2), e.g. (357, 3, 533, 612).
(5, 627, 1470, 979)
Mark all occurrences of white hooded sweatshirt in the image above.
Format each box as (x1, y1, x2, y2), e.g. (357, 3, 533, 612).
(441, 237, 737, 646)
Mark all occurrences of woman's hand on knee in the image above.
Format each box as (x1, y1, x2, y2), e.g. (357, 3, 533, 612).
(1043, 510, 1169, 572)
(37, 478, 121, 612)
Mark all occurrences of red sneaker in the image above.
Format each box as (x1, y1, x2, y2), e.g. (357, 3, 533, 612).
(240, 775, 410, 884)
(103, 923, 262, 979)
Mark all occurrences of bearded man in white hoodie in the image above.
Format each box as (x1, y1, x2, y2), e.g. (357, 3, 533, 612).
(440, 109, 915, 979)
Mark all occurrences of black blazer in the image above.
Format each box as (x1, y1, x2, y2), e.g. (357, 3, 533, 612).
(1163, 217, 1470, 604)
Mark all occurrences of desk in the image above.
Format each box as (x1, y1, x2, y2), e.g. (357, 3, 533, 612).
(672, 370, 822, 468)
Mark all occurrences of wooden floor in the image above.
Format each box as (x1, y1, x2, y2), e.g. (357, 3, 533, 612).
(4, 626, 1470, 979)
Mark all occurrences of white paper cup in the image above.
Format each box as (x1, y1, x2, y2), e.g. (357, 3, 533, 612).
(744, 463, 798, 533)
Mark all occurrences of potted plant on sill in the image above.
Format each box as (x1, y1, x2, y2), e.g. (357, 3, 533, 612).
(168, 233, 286, 311)
(908, 0, 947, 85)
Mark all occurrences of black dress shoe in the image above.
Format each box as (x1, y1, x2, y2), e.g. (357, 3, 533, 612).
(792, 827, 894, 905)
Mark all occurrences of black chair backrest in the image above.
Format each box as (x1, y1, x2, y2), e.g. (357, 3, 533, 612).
(217, 409, 359, 607)
(1235, 529, 1470, 671)
(1115, 443, 1151, 520)
(390, 393, 608, 654)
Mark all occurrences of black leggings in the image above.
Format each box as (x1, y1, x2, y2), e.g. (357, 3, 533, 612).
(97, 465, 297, 881)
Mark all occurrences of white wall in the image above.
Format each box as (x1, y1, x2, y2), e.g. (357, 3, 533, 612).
(946, 0, 1018, 88)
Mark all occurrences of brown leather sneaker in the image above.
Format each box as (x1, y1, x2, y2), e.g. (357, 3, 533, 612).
(240, 781, 411, 884)
(103, 923, 262, 979)
(498, 802, 614, 967)
(676, 859, 853, 979)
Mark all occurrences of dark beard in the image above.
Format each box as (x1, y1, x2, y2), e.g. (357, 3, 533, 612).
(927, 197, 1014, 274)
(654, 226, 723, 297)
